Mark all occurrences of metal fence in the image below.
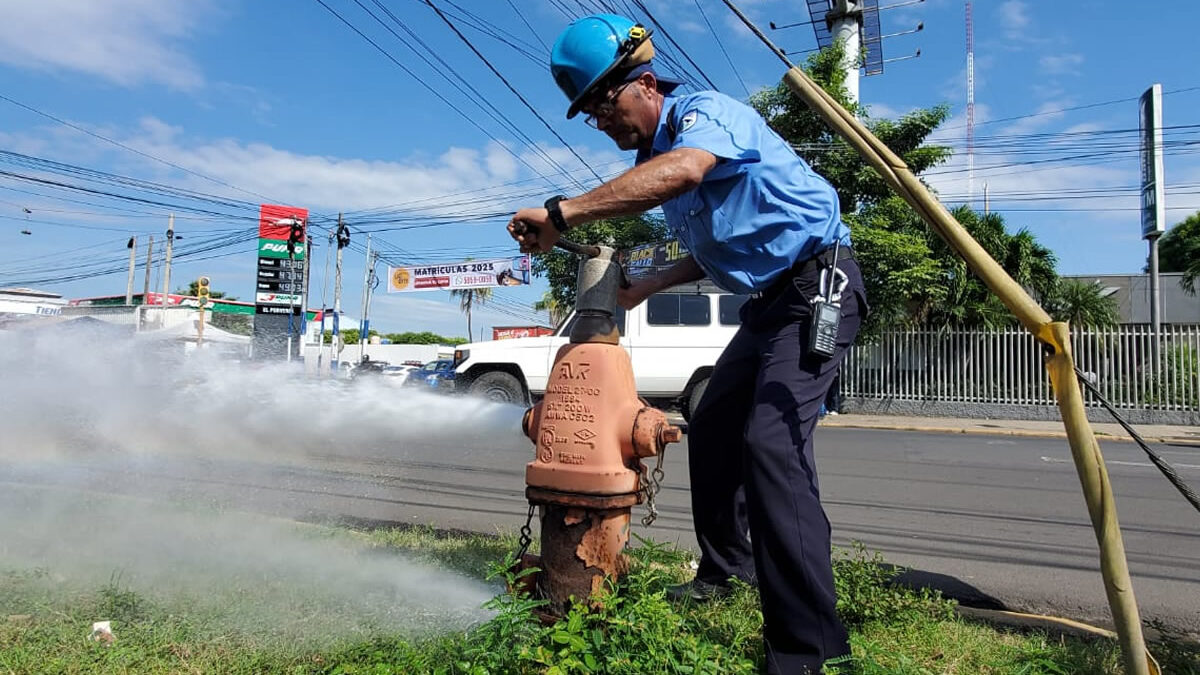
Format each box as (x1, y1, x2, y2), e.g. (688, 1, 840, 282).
(842, 325, 1200, 412)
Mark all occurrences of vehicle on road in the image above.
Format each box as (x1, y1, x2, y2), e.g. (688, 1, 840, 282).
(408, 358, 457, 392)
(348, 358, 390, 380)
(452, 283, 746, 418)
(381, 364, 419, 382)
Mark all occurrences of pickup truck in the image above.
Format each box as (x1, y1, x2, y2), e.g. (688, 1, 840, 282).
(452, 284, 748, 420)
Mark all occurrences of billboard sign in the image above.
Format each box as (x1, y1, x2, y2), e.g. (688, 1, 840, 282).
(254, 204, 309, 359)
(258, 204, 309, 239)
(1139, 84, 1165, 239)
(620, 239, 690, 279)
(387, 255, 531, 292)
(258, 239, 307, 260)
(493, 326, 554, 340)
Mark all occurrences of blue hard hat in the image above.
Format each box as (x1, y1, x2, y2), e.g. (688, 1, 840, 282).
(551, 14, 654, 119)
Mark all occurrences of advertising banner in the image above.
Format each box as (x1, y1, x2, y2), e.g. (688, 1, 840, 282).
(387, 255, 531, 293)
(1139, 84, 1166, 240)
(256, 291, 304, 306)
(620, 239, 690, 279)
(493, 326, 554, 340)
(258, 238, 307, 260)
(258, 204, 309, 240)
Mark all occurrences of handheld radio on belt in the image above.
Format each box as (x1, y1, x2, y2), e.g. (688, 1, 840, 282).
(808, 240, 845, 359)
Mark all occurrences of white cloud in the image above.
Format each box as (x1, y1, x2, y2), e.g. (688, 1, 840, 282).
(997, 1, 1030, 37)
(0, 0, 210, 90)
(1039, 53, 1084, 76)
(102, 117, 610, 214)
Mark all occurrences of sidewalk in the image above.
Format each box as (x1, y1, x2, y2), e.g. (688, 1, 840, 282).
(817, 412, 1200, 447)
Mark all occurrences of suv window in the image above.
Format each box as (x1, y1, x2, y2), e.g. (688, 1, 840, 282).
(718, 295, 750, 325)
(647, 294, 711, 326)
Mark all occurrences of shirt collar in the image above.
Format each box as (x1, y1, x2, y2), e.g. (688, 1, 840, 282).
(636, 95, 678, 164)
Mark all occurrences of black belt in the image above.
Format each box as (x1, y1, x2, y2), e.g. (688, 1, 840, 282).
(750, 245, 853, 301)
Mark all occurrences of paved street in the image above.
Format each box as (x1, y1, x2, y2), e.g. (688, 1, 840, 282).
(5, 426, 1198, 634)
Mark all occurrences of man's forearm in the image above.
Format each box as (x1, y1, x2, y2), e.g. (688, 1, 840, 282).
(559, 148, 716, 227)
(648, 256, 705, 292)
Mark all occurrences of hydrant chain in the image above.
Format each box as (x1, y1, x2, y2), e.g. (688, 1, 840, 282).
(516, 503, 536, 560)
(639, 459, 662, 527)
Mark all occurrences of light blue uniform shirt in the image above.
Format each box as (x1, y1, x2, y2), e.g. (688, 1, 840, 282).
(636, 91, 849, 294)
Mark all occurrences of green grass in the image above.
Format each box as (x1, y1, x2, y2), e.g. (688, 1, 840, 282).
(2, 525, 1196, 675)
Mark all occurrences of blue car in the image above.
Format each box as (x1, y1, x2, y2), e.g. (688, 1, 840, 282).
(409, 359, 456, 392)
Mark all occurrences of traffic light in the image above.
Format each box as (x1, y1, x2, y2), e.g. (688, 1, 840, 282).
(196, 276, 211, 305)
(287, 219, 306, 256)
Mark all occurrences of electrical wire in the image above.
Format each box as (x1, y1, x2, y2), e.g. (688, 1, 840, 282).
(312, 0, 581, 194)
(695, 0, 750, 97)
(424, 0, 604, 185)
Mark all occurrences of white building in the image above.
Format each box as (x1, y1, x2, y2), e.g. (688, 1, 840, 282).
(0, 287, 67, 325)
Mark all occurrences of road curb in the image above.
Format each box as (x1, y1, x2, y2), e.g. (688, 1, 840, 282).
(817, 421, 1200, 447)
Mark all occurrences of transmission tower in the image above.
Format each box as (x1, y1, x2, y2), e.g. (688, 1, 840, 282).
(966, 0, 975, 208)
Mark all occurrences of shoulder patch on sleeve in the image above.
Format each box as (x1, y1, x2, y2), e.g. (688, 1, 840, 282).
(679, 110, 698, 133)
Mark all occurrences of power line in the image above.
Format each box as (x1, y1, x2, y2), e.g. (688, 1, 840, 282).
(312, 0, 580, 194)
(694, 0, 749, 97)
(423, 0, 605, 186)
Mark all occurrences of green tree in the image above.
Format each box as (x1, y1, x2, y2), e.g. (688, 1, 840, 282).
(750, 42, 964, 334)
(918, 208, 1060, 329)
(382, 331, 467, 345)
(751, 43, 1067, 332)
(176, 279, 234, 300)
(331, 328, 377, 345)
(749, 42, 952, 212)
(450, 287, 492, 342)
(532, 214, 669, 309)
(1157, 211, 1200, 294)
(1045, 279, 1119, 328)
(533, 290, 568, 327)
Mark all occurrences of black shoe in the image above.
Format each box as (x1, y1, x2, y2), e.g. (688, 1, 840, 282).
(665, 579, 734, 603)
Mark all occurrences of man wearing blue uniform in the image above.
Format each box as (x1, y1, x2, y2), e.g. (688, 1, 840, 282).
(508, 14, 866, 674)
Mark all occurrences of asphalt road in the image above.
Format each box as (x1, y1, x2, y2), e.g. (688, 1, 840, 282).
(6, 427, 1198, 634)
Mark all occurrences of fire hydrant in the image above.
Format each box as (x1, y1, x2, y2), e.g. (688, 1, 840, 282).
(516, 245, 681, 614)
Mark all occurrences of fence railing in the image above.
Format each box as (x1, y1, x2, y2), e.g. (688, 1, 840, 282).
(842, 325, 1200, 411)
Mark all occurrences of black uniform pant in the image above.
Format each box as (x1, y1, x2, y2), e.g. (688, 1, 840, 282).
(688, 255, 866, 674)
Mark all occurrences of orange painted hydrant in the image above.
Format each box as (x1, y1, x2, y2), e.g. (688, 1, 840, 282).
(516, 245, 681, 614)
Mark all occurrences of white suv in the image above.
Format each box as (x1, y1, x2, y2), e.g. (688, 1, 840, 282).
(453, 285, 748, 420)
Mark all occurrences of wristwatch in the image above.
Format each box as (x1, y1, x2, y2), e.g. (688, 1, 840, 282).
(544, 195, 569, 233)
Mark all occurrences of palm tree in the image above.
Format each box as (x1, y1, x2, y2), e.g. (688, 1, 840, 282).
(1046, 279, 1119, 328)
(1157, 211, 1200, 294)
(450, 287, 492, 341)
(534, 290, 567, 328)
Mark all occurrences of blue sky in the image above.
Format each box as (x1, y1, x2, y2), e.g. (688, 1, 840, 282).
(1, 0, 1197, 339)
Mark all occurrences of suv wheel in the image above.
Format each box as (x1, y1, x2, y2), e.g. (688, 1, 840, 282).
(469, 371, 527, 405)
(683, 376, 709, 423)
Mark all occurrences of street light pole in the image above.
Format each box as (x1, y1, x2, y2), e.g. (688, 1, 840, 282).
(161, 214, 175, 325)
(359, 234, 373, 363)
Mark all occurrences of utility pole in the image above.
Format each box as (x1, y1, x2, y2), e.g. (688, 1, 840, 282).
(125, 236, 137, 306)
(301, 233, 313, 361)
(161, 214, 175, 325)
(142, 235, 155, 306)
(332, 216, 348, 374)
(358, 234, 374, 363)
(828, 1, 863, 104)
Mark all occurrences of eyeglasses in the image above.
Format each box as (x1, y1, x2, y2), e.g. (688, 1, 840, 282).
(582, 80, 634, 129)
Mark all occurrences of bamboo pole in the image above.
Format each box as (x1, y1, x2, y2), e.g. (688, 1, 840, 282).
(720, 2, 1158, 672)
